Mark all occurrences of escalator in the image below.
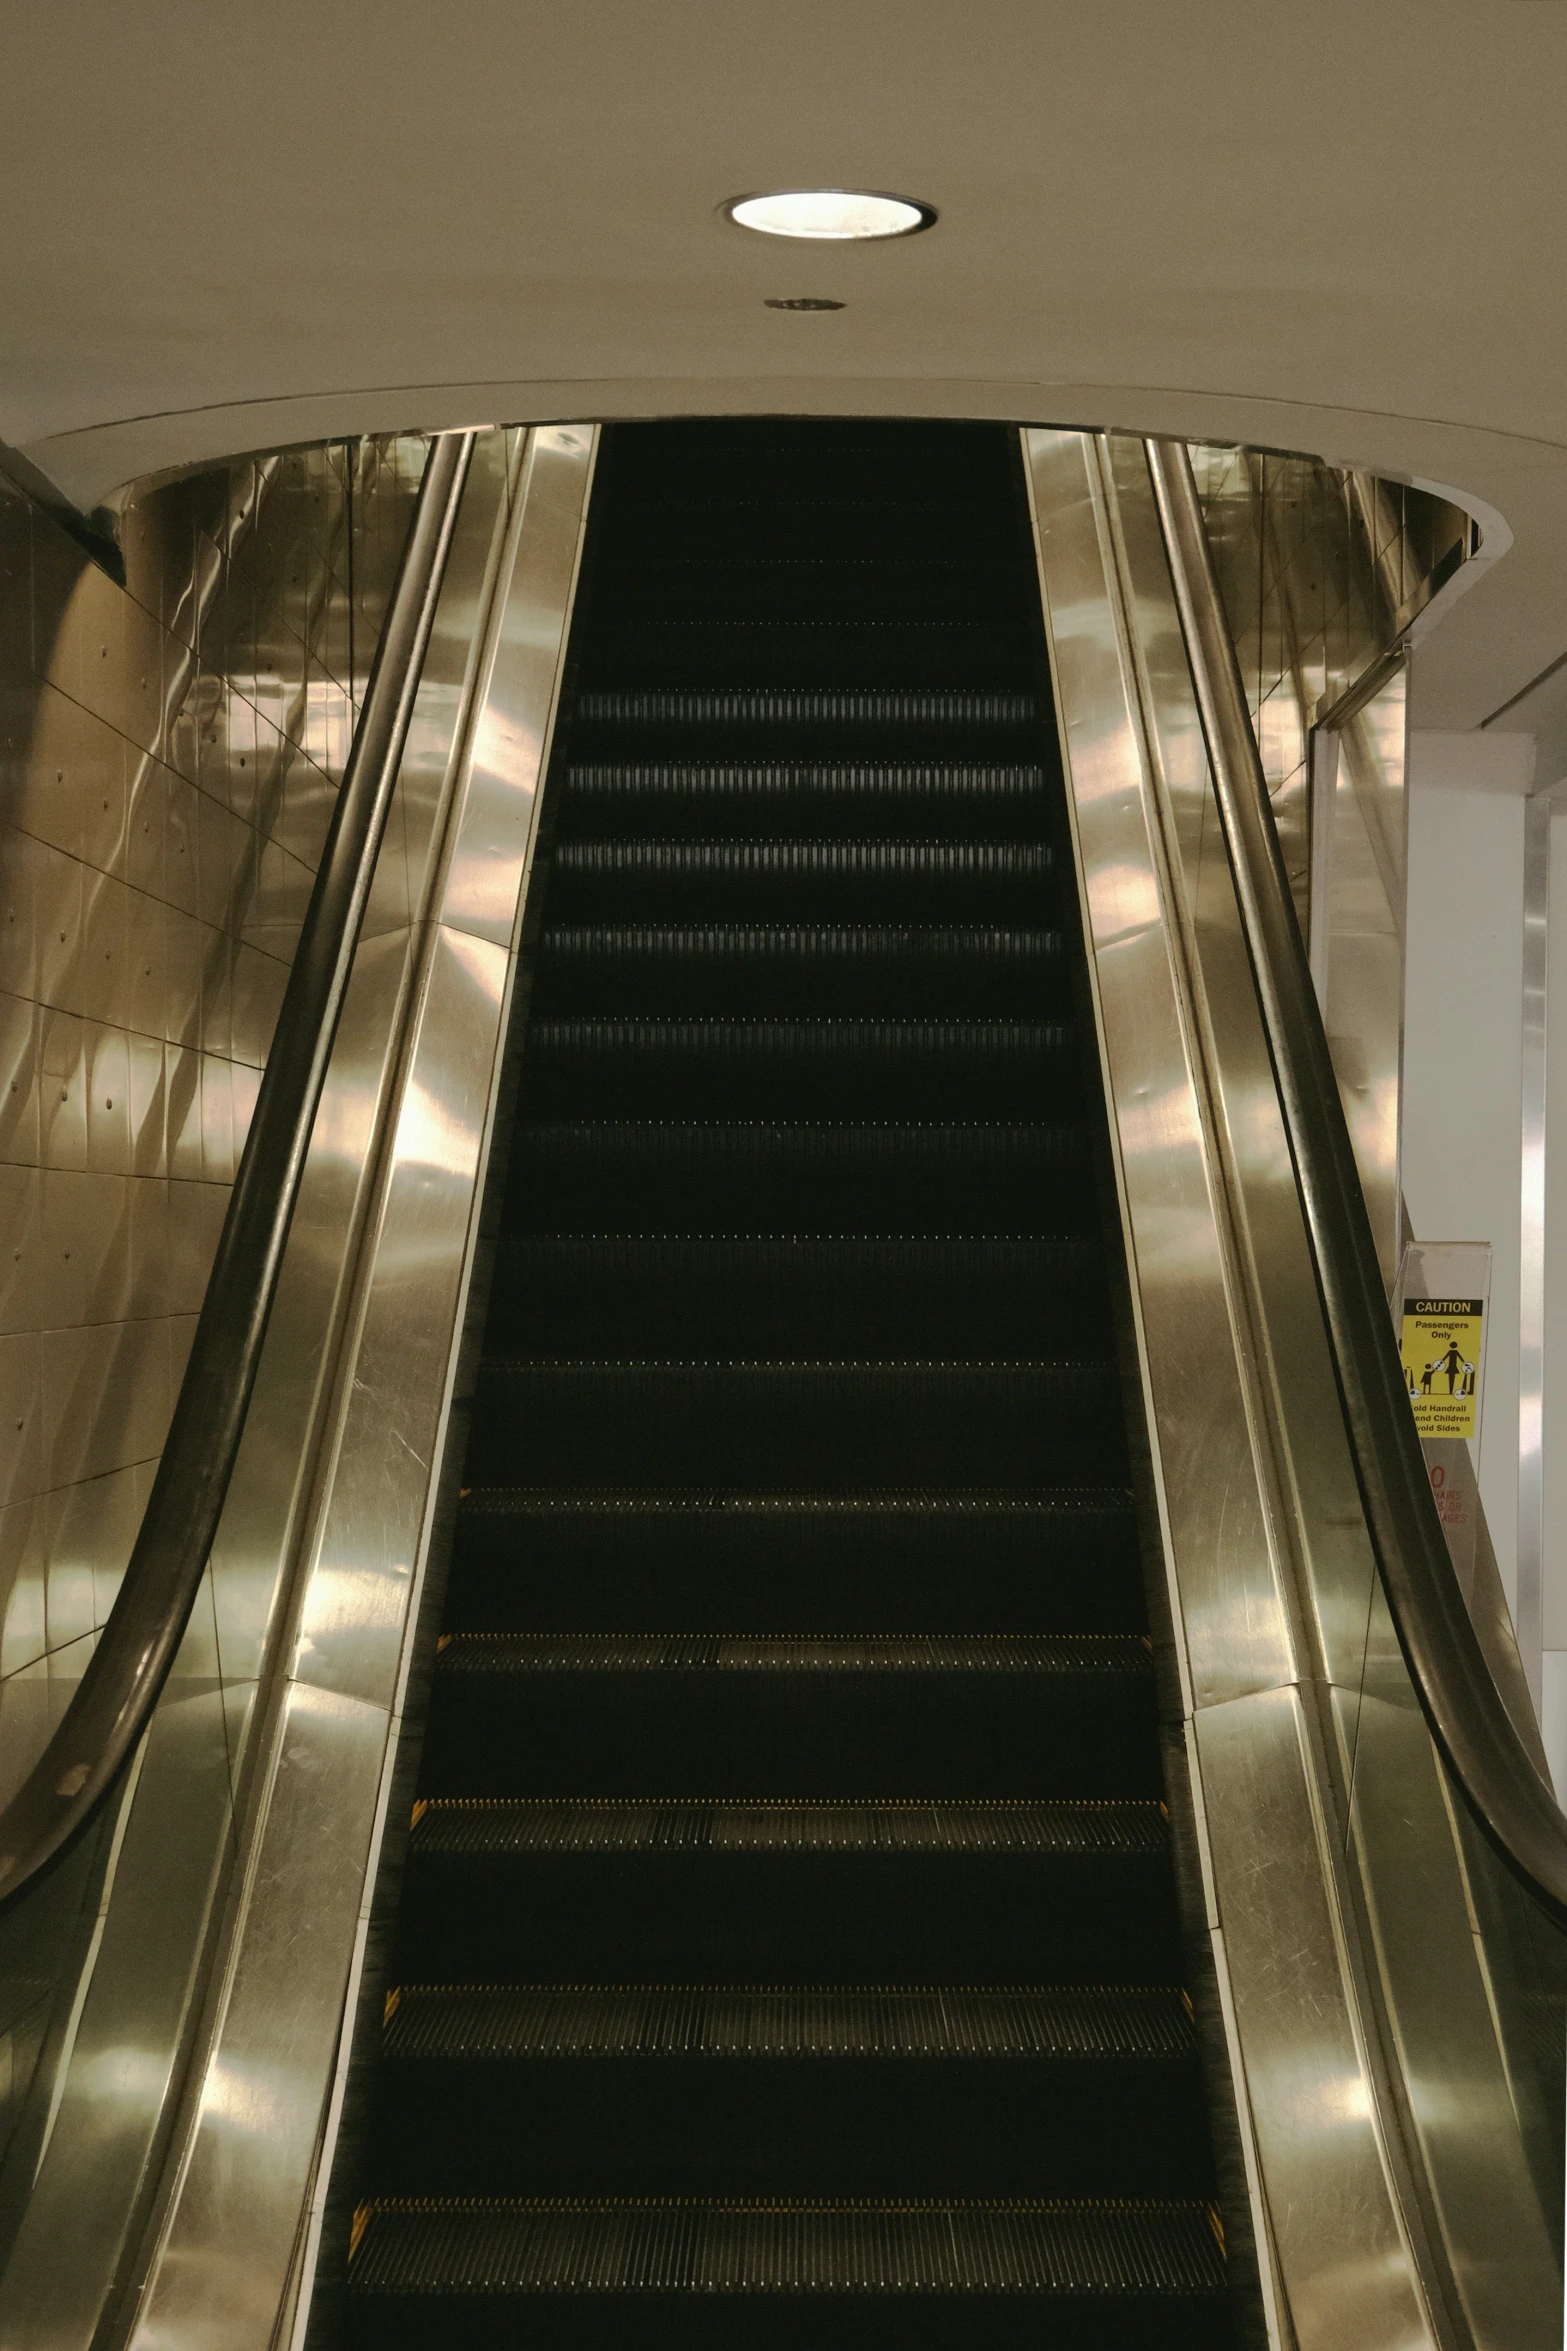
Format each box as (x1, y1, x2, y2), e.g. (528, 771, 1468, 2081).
(334, 422, 1244, 2347)
(2, 416, 1561, 2351)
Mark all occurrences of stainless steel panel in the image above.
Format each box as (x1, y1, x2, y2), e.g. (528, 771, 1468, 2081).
(1194, 1684, 1430, 2351)
(1024, 426, 1448, 2351)
(1047, 426, 1566, 2349)
(0, 434, 494, 2350)
(1026, 426, 1297, 1714)
(291, 923, 508, 1711)
(116, 425, 596, 2351)
(1518, 786, 1549, 1718)
(119, 1680, 391, 2351)
(0, 1662, 233, 2347)
(1100, 435, 1386, 1746)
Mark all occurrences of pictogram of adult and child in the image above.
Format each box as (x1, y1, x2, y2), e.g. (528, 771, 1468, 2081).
(1406, 1338, 1477, 1400)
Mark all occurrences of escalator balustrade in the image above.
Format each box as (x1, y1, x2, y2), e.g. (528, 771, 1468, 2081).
(339, 421, 1237, 2348)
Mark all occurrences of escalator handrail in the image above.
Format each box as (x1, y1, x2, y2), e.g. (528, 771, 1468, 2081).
(0, 430, 477, 1910)
(1145, 434, 1567, 1925)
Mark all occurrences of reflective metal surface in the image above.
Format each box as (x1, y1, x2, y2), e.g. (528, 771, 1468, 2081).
(119, 423, 594, 2351)
(1311, 669, 1409, 1292)
(0, 425, 561, 2347)
(1518, 785, 1549, 1722)
(1026, 425, 1564, 2351)
(0, 436, 428, 2233)
(1185, 447, 1469, 949)
(1025, 425, 1428, 2349)
(0, 432, 474, 1906)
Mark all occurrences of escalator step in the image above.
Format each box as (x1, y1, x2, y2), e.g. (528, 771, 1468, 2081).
(576, 687, 1039, 725)
(557, 762, 1054, 842)
(588, 555, 1018, 623)
(485, 1233, 1106, 1352)
(519, 1019, 1073, 1117)
(544, 840, 1056, 922)
(410, 1799, 1167, 1855)
(466, 1358, 1124, 1487)
(348, 2193, 1226, 2295)
(531, 923, 1067, 1016)
(505, 1122, 1092, 1235)
(418, 1636, 1160, 1798)
(382, 1983, 1193, 2061)
(433, 1633, 1149, 1674)
(443, 1489, 1145, 1636)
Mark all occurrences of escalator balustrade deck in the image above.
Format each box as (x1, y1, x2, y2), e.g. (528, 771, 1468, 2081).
(340, 420, 1235, 2349)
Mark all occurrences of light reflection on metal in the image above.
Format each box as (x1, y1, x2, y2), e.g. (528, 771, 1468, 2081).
(0, 424, 595, 2351)
(129, 422, 597, 2351)
(1518, 787, 1550, 1723)
(1310, 666, 1411, 1295)
(1027, 424, 1566, 2351)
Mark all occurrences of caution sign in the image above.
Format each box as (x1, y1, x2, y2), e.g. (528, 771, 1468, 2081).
(1400, 1297, 1483, 1440)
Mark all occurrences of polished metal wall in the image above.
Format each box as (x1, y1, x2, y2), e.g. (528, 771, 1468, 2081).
(0, 423, 596, 2351)
(1193, 451, 1470, 1298)
(0, 437, 424, 2170)
(1188, 445, 1466, 928)
(1027, 428, 1562, 2351)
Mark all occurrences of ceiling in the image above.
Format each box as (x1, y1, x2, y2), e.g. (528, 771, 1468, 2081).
(8, 0, 1567, 745)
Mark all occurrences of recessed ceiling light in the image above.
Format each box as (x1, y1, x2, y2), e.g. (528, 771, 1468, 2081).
(724, 189, 935, 241)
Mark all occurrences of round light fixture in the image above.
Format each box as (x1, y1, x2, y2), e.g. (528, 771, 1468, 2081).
(724, 189, 936, 241)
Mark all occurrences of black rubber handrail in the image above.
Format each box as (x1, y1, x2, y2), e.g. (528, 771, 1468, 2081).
(1146, 435, 1567, 1925)
(0, 430, 477, 1908)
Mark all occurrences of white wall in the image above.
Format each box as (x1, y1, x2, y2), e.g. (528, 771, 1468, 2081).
(1403, 731, 1531, 1625)
(1541, 792, 1567, 1787)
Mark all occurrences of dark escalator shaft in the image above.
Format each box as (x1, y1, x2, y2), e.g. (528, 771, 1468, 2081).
(341, 421, 1235, 2347)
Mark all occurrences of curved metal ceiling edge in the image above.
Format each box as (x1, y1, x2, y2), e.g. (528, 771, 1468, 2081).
(25, 374, 1560, 735)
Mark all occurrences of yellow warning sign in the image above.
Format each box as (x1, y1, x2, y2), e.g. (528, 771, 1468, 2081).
(1400, 1297, 1483, 1440)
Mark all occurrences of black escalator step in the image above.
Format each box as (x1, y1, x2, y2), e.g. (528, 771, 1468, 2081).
(421, 1635, 1159, 1796)
(519, 1019, 1074, 1117)
(466, 1358, 1125, 1487)
(487, 1234, 1105, 1353)
(506, 1121, 1092, 1234)
(444, 1489, 1146, 1636)
(585, 625, 1030, 691)
(365, 1981, 1212, 2202)
(348, 2193, 1226, 2296)
(556, 762, 1054, 843)
(397, 1799, 1179, 1979)
(435, 1632, 1148, 1674)
(589, 555, 1019, 624)
(577, 687, 1038, 726)
(545, 841, 1056, 923)
(383, 1982, 1193, 2062)
(411, 1798, 1166, 1856)
(531, 922, 1067, 1016)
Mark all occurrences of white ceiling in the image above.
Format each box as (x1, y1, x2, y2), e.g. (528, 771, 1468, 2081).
(8, 0, 1567, 739)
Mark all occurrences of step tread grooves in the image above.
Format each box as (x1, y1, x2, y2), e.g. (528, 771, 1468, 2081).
(384, 1983, 1195, 2062)
(349, 2195, 1225, 2295)
(577, 688, 1040, 723)
(411, 1800, 1168, 1855)
(458, 1489, 1137, 1517)
(436, 1634, 1152, 1675)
